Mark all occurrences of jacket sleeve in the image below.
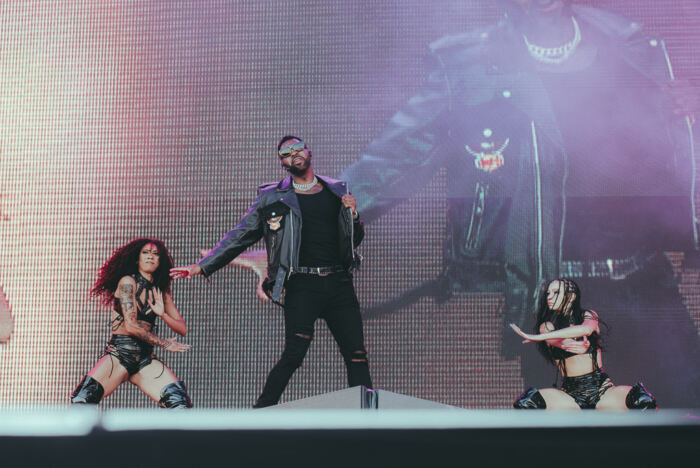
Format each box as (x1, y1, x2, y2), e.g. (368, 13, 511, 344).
(198, 191, 265, 277)
(339, 50, 452, 223)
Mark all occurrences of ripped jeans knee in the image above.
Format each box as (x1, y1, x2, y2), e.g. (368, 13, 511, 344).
(279, 332, 313, 370)
(343, 348, 373, 389)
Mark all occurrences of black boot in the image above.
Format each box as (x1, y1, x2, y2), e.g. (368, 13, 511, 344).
(252, 398, 276, 409)
(513, 387, 547, 409)
(70, 376, 104, 404)
(625, 382, 657, 410)
(159, 381, 193, 408)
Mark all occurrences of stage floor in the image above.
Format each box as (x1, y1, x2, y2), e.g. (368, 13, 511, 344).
(0, 408, 698, 467)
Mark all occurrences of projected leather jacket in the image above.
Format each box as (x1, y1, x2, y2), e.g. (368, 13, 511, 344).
(198, 175, 364, 301)
(340, 5, 698, 340)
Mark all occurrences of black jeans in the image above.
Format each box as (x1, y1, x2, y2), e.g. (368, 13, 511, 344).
(254, 272, 373, 407)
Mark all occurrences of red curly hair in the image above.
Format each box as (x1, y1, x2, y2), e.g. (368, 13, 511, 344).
(90, 238, 174, 307)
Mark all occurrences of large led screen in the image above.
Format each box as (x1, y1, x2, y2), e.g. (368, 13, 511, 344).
(1, 0, 699, 409)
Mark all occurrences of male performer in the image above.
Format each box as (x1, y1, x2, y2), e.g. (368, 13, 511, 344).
(339, 0, 699, 406)
(171, 136, 372, 407)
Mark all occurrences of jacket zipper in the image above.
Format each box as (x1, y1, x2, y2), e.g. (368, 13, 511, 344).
(559, 148, 569, 272)
(287, 210, 299, 280)
(346, 184, 356, 263)
(531, 121, 544, 282)
(465, 182, 487, 250)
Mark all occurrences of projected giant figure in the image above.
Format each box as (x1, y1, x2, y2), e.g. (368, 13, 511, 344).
(340, 0, 700, 406)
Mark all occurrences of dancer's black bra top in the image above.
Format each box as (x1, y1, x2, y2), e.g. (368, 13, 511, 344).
(113, 272, 157, 326)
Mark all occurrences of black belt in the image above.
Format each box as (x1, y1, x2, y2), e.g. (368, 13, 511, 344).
(559, 254, 654, 280)
(293, 265, 346, 276)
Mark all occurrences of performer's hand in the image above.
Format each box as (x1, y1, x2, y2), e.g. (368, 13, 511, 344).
(665, 79, 699, 123)
(149, 289, 165, 316)
(341, 194, 357, 216)
(224, 249, 270, 302)
(509, 323, 539, 343)
(561, 336, 590, 354)
(162, 337, 190, 353)
(170, 264, 202, 280)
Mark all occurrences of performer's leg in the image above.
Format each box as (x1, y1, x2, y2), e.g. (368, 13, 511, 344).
(70, 354, 128, 404)
(253, 277, 321, 408)
(514, 387, 579, 410)
(594, 385, 633, 410)
(130, 359, 192, 408)
(323, 274, 373, 389)
(594, 383, 657, 410)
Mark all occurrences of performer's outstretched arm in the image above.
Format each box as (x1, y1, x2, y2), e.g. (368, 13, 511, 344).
(171, 191, 265, 280)
(510, 311, 600, 343)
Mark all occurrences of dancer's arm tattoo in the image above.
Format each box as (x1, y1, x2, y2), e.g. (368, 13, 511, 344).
(118, 281, 169, 349)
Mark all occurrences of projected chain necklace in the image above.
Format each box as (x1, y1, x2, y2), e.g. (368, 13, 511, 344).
(523, 16, 581, 65)
(293, 176, 318, 192)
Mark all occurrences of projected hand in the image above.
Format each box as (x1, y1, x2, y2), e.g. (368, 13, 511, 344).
(0, 287, 13, 344)
(200, 248, 270, 302)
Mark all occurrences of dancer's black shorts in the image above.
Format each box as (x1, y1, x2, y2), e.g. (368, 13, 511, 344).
(562, 369, 614, 409)
(104, 334, 154, 376)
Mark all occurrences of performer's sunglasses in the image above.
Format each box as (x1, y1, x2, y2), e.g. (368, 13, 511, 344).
(278, 142, 306, 158)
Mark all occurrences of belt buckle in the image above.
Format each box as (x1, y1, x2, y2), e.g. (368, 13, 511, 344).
(317, 267, 329, 277)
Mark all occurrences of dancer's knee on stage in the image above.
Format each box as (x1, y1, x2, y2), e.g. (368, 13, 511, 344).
(626, 382, 657, 410)
(159, 380, 193, 409)
(513, 387, 547, 409)
(70, 375, 105, 404)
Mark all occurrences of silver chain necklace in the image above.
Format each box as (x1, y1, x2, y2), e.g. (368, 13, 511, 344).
(523, 17, 581, 65)
(293, 176, 318, 192)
